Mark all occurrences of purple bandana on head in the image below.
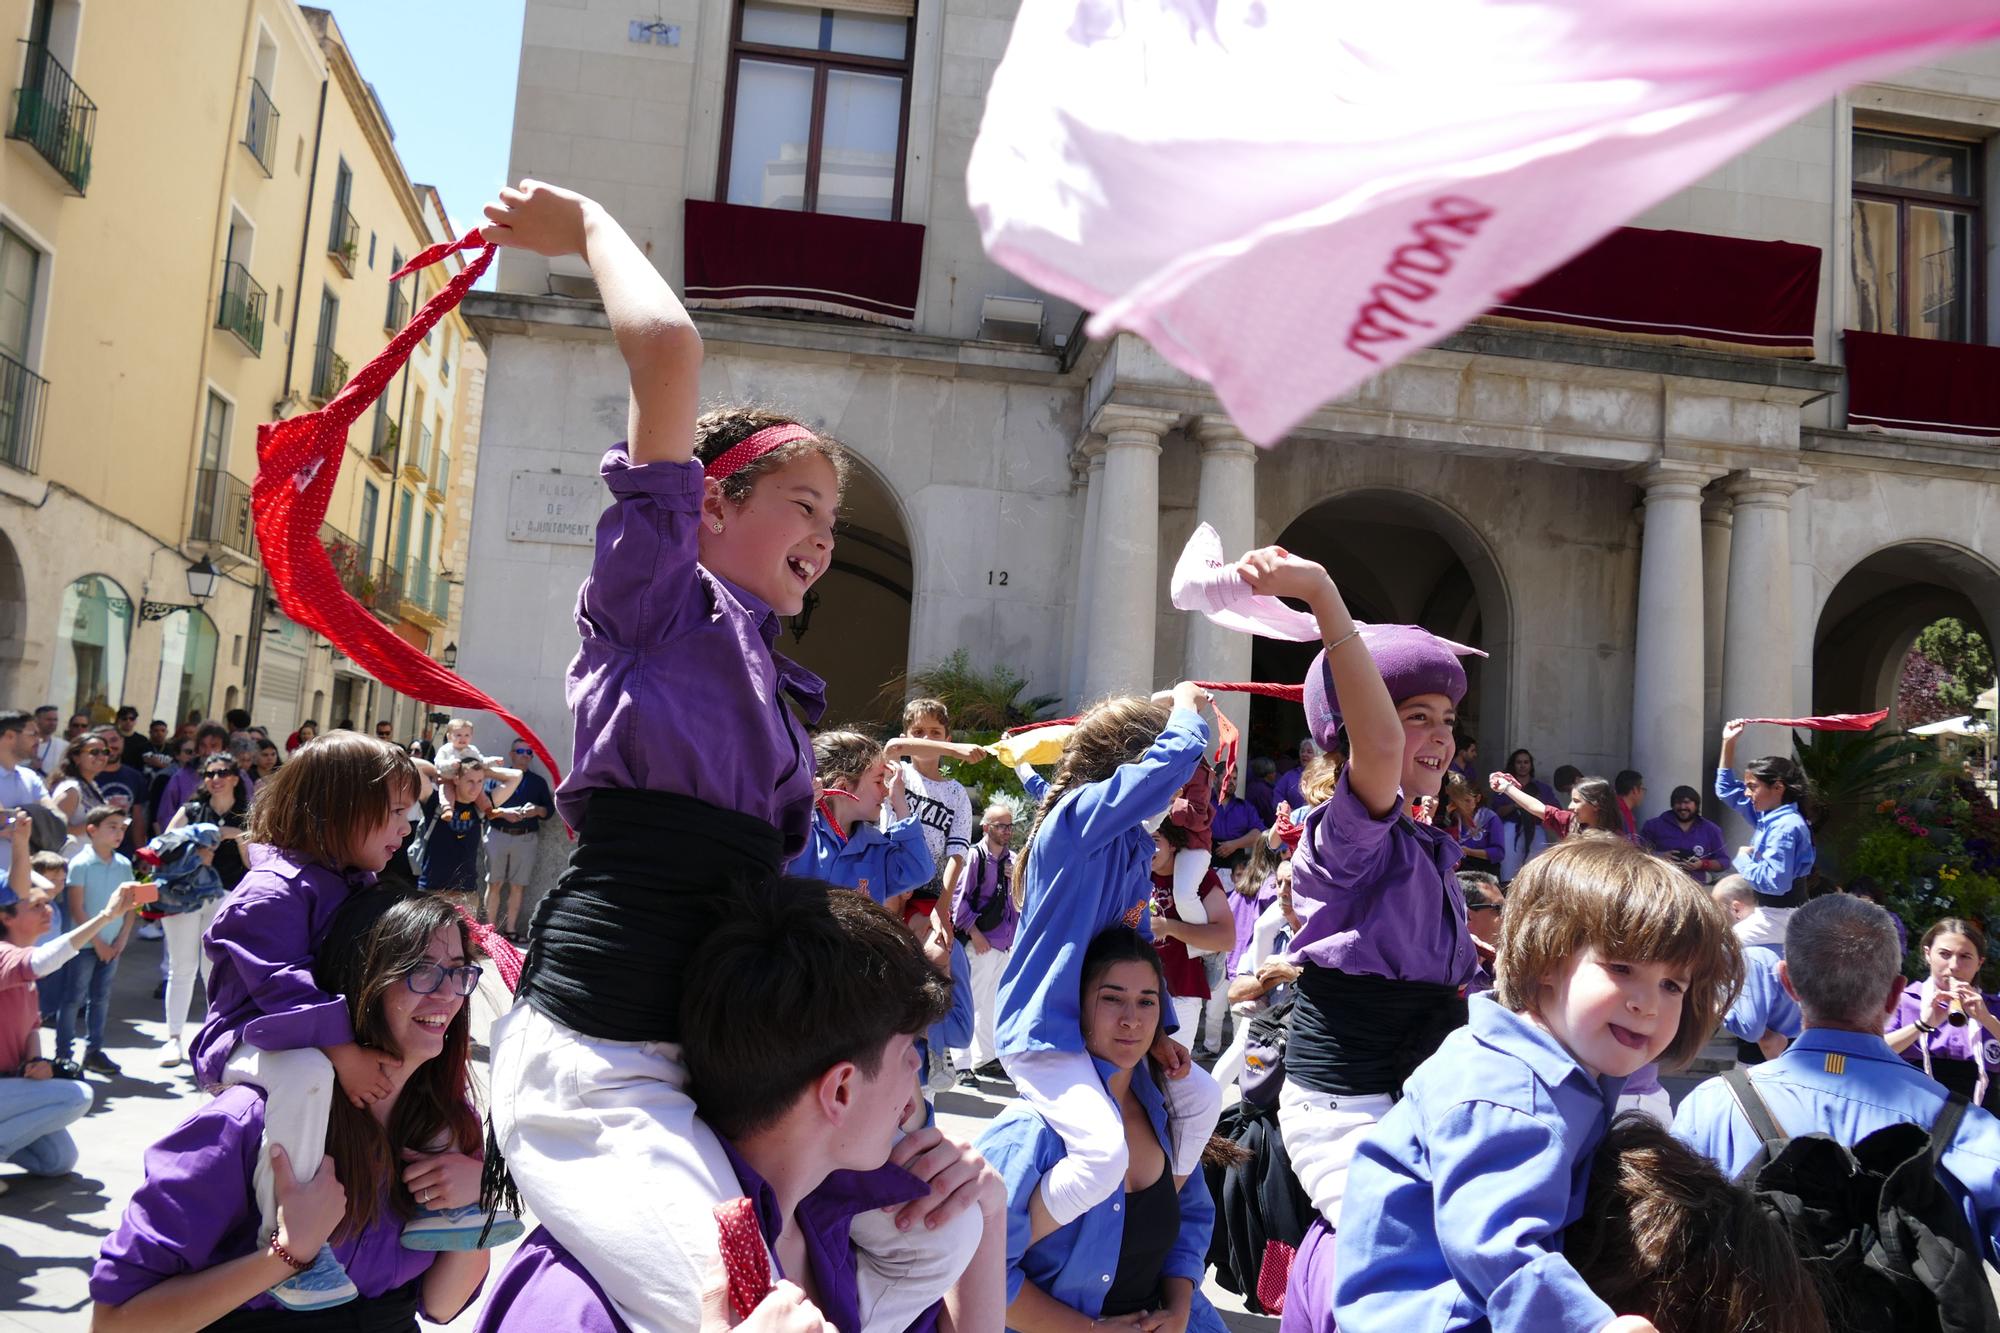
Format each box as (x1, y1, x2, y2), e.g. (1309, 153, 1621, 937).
(1304, 625, 1486, 750)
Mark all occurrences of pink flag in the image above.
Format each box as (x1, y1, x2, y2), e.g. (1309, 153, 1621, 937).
(1739, 710, 1891, 731)
(1170, 522, 1321, 641)
(969, 1, 2000, 444)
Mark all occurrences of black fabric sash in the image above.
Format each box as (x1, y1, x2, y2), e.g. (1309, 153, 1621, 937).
(207, 1281, 420, 1332)
(1286, 965, 1468, 1097)
(515, 789, 784, 1044)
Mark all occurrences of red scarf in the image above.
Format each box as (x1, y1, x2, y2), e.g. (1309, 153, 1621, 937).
(251, 231, 561, 788)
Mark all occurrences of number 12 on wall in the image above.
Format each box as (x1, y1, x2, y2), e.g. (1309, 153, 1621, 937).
(988, 571, 1009, 586)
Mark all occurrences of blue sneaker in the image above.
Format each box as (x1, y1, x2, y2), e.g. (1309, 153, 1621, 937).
(269, 1244, 357, 1311)
(400, 1202, 526, 1252)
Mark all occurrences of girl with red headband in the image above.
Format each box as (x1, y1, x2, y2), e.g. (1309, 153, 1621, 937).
(473, 181, 989, 1333)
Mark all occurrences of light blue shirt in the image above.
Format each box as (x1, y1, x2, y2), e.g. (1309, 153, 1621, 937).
(792, 810, 934, 905)
(1672, 1026, 2000, 1263)
(66, 846, 134, 947)
(1720, 944, 1801, 1045)
(1714, 768, 1815, 899)
(977, 1057, 1225, 1331)
(1334, 994, 1624, 1333)
(995, 708, 1207, 1055)
(0, 762, 47, 883)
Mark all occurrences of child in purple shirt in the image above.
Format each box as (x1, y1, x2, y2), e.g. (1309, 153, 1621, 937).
(474, 180, 986, 1333)
(188, 733, 515, 1311)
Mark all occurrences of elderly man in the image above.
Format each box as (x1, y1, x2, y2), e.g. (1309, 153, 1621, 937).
(1672, 893, 2000, 1266)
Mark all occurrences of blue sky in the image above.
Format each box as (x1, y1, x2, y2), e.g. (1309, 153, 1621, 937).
(321, 1, 528, 286)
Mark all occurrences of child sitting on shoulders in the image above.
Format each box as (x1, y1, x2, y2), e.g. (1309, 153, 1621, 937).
(1326, 837, 1741, 1333)
(797, 731, 934, 907)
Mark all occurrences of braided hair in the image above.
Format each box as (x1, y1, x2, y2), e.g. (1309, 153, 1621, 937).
(1010, 696, 1169, 908)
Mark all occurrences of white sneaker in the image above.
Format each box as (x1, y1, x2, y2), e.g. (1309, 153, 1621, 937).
(135, 922, 164, 941)
(161, 1037, 184, 1068)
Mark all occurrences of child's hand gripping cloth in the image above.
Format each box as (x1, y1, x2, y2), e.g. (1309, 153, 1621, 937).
(1172, 523, 1321, 641)
(968, 0, 2000, 444)
(251, 232, 563, 790)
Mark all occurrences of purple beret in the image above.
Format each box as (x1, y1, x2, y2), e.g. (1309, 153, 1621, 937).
(1304, 624, 1486, 749)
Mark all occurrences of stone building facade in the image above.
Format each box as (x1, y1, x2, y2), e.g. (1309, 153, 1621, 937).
(459, 0, 2000, 866)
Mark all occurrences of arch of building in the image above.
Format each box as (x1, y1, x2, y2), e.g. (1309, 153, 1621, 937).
(0, 524, 28, 703)
(1248, 480, 1517, 771)
(1812, 539, 2000, 721)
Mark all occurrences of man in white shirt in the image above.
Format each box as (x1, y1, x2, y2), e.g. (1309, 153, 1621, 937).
(28, 706, 65, 782)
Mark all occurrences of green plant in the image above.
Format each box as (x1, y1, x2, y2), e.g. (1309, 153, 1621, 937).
(897, 649, 1060, 733)
(1792, 726, 1956, 875)
(1846, 790, 2000, 976)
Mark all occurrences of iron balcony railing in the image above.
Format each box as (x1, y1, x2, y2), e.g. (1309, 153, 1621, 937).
(0, 350, 47, 473)
(368, 411, 399, 470)
(310, 343, 349, 402)
(433, 574, 452, 620)
(216, 260, 267, 355)
(384, 281, 409, 333)
(241, 76, 278, 175)
(372, 560, 405, 622)
(329, 206, 358, 274)
(190, 467, 257, 558)
(9, 42, 94, 192)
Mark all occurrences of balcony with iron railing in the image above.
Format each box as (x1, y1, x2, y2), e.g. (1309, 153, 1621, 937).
(384, 280, 409, 333)
(241, 76, 277, 175)
(367, 412, 399, 472)
(215, 260, 266, 355)
(9, 42, 94, 193)
(0, 350, 48, 474)
(433, 574, 452, 622)
(190, 467, 257, 559)
(400, 564, 447, 629)
(310, 343, 349, 402)
(370, 559, 405, 624)
(402, 424, 431, 483)
(427, 450, 448, 503)
(329, 206, 358, 276)
(321, 525, 377, 606)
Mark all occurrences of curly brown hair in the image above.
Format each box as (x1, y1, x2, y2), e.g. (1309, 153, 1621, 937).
(1011, 696, 1169, 907)
(1495, 836, 1743, 1070)
(694, 406, 851, 503)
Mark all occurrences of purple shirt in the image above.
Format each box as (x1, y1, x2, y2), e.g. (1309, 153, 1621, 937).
(1638, 812, 1728, 884)
(1892, 982, 2000, 1067)
(1211, 797, 1263, 850)
(92, 1086, 458, 1317)
(1451, 805, 1505, 867)
(1227, 878, 1277, 976)
(952, 841, 1020, 950)
(1274, 767, 1306, 814)
(190, 846, 373, 1090)
(1288, 769, 1478, 988)
(1245, 776, 1278, 825)
(558, 447, 825, 855)
(476, 1144, 929, 1333)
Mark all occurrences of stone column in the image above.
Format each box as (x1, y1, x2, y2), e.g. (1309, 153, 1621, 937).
(1700, 489, 1732, 759)
(1081, 407, 1176, 702)
(1184, 416, 1258, 789)
(1628, 462, 1715, 823)
(1065, 438, 1106, 706)
(1717, 470, 1803, 842)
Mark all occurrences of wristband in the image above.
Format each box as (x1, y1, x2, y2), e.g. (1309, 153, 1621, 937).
(1325, 626, 1362, 654)
(267, 1231, 312, 1274)
(1915, 1018, 1938, 1035)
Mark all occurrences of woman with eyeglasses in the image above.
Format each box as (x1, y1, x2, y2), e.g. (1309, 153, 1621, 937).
(92, 889, 493, 1330)
(154, 760, 251, 1070)
(46, 737, 110, 856)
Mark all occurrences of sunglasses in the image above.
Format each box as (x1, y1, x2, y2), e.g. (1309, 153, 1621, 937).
(1467, 902, 1504, 914)
(403, 962, 482, 997)
(204, 769, 238, 780)
(512, 747, 532, 755)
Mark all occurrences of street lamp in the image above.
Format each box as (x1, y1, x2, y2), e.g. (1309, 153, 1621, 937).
(141, 557, 222, 621)
(441, 641, 458, 669)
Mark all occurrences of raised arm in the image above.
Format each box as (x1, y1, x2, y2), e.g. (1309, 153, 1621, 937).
(1238, 549, 1401, 818)
(1488, 771, 1550, 821)
(479, 181, 701, 466)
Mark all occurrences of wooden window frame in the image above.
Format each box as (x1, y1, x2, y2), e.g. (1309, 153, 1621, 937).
(715, 2, 917, 222)
(1852, 130, 1985, 344)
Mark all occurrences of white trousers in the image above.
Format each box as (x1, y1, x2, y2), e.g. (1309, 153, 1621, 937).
(491, 1004, 975, 1333)
(953, 943, 1009, 1071)
(161, 899, 221, 1040)
(225, 1044, 336, 1242)
(1277, 1080, 1397, 1227)
(1171, 849, 1215, 953)
(1001, 1046, 1223, 1227)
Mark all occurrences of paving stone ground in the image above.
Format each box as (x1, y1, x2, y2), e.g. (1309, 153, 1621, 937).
(0, 934, 1278, 1332)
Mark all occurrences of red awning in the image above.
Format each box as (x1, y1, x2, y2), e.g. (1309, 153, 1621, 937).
(683, 200, 925, 330)
(1844, 329, 2000, 439)
(1484, 226, 1820, 357)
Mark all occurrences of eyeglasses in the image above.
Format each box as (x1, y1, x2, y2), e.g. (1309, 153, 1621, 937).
(204, 770, 237, 780)
(76, 747, 108, 757)
(402, 962, 483, 997)
(987, 822, 1014, 829)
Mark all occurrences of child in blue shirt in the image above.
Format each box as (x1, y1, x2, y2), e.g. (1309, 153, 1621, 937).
(796, 731, 935, 906)
(56, 806, 137, 1074)
(1330, 836, 1743, 1333)
(995, 681, 1223, 1244)
(1715, 720, 1816, 926)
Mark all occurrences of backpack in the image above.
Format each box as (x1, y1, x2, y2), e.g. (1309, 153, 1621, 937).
(966, 845, 1012, 934)
(1239, 996, 1294, 1109)
(1722, 1065, 2000, 1333)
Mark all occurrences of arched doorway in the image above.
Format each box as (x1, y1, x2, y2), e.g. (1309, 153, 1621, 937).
(779, 456, 913, 726)
(1254, 489, 1512, 764)
(1813, 542, 2000, 723)
(52, 574, 133, 723)
(151, 607, 219, 728)
(0, 525, 27, 704)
